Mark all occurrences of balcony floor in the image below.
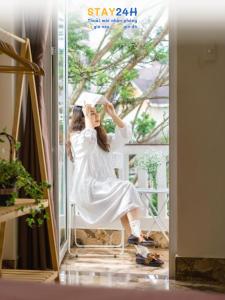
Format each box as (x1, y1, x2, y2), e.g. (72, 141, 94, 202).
(61, 246, 168, 279)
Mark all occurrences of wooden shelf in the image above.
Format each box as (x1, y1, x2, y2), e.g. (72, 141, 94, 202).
(0, 199, 57, 283)
(0, 269, 58, 283)
(0, 32, 59, 281)
(0, 199, 48, 223)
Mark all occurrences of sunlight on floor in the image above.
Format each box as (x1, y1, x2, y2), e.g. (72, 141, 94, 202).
(60, 246, 168, 288)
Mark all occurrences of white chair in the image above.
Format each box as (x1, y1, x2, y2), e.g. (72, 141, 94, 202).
(67, 152, 126, 258)
(68, 200, 125, 258)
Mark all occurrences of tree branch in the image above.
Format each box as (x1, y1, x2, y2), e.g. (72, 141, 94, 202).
(138, 116, 169, 143)
(104, 22, 169, 101)
(119, 68, 168, 119)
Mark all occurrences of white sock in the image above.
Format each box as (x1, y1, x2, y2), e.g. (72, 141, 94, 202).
(130, 219, 141, 237)
(135, 245, 150, 258)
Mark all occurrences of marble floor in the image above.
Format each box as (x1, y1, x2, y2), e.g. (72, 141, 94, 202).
(61, 246, 168, 275)
(60, 246, 225, 294)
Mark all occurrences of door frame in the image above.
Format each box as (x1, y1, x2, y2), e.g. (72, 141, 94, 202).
(169, 3, 178, 278)
(52, 0, 69, 264)
(51, 1, 178, 273)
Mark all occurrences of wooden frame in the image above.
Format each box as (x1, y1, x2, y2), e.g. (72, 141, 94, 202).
(0, 27, 59, 281)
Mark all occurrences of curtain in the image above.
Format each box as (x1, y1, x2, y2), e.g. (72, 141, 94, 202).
(18, 2, 58, 270)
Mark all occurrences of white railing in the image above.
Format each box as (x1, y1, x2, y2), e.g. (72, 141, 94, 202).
(115, 144, 169, 240)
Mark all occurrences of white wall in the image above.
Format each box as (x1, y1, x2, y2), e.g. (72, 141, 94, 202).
(176, 2, 225, 258)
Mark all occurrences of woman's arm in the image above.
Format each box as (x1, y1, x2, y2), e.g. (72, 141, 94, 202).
(104, 102, 132, 151)
(82, 104, 95, 129)
(111, 114, 125, 129)
(104, 102, 125, 128)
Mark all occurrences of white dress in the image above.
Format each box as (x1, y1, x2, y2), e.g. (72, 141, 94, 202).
(69, 122, 146, 225)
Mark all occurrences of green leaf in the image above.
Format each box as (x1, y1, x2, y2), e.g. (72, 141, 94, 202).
(15, 142, 21, 151)
(37, 218, 43, 225)
(102, 119, 116, 133)
(134, 112, 156, 139)
(122, 69, 138, 81)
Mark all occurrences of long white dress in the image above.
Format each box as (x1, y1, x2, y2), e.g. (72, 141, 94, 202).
(69, 122, 146, 225)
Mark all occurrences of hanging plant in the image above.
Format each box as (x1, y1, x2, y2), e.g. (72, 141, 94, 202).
(0, 131, 50, 228)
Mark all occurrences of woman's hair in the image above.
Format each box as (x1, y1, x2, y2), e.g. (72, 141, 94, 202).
(66, 105, 110, 161)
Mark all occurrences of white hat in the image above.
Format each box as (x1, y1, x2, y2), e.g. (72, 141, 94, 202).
(75, 91, 108, 107)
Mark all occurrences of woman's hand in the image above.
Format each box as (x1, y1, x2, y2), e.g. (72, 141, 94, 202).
(104, 102, 125, 129)
(82, 104, 94, 119)
(104, 102, 117, 118)
(82, 104, 95, 128)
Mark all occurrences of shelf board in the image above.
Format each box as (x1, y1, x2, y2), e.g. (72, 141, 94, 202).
(0, 199, 48, 223)
(0, 269, 58, 282)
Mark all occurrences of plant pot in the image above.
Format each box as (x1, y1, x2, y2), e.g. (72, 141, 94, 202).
(0, 187, 17, 206)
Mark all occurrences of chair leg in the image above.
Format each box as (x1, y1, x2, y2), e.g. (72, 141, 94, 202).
(67, 203, 71, 254)
(68, 204, 79, 257)
(69, 204, 126, 258)
(67, 203, 74, 256)
(121, 228, 125, 255)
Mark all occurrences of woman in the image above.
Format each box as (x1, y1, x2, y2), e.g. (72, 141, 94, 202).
(67, 102, 163, 266)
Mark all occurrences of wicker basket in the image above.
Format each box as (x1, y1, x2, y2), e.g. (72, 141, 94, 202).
(0, 132, 17, 206)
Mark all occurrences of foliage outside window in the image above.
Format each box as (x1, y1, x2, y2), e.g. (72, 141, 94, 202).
(67, 4, 168, 144)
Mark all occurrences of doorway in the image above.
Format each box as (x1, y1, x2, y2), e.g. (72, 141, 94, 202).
(54, 0, 172, 281)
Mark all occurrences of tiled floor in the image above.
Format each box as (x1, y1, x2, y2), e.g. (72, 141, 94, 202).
(61, 246, 168, 275)
(60, 247, 225, 294)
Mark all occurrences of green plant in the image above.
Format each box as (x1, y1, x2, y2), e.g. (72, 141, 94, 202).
(134, 153, 161, 216)
(150, 193, 158, 216)
(102, 118, 116, 133)
(134, 153, 160, 189)
(133, 112, 156, 142)
(0, 131, 50, 228)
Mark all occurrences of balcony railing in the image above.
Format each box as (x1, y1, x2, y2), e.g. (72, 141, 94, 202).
(115, 144, 169, 240)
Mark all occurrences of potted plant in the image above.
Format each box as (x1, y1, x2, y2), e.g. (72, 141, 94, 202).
(0, 131, 50, 227)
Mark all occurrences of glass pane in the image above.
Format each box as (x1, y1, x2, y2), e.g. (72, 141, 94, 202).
(58, 0, 67, 248)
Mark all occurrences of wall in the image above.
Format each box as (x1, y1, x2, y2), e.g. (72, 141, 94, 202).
(176, 2, 225, 258)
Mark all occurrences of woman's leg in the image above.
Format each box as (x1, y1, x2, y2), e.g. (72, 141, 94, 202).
(125, 208, 158, 262)
(126, 207, 145, 240)
(120, 214, 131, 237)
(121, 209, 155, 261)
(127, 207, 141, 222)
